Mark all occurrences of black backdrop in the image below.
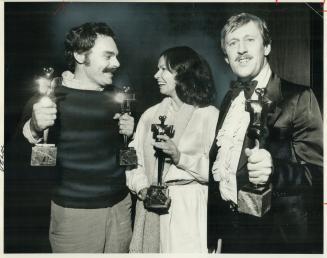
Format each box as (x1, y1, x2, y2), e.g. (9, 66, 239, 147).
(4, 2, 323, 253)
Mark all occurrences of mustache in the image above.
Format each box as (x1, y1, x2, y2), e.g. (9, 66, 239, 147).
(102, 67, 117, 73)
(235, 54, 252, 62)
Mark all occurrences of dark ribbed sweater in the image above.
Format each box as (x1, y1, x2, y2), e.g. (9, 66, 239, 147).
(51, 85, 128, 208)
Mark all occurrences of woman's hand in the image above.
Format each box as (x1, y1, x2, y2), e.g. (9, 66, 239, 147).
(138, 187, 148, 201)
(152, 134, 180, 164)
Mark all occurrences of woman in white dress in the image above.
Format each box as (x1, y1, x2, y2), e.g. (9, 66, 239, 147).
(126, 46, 219, 253)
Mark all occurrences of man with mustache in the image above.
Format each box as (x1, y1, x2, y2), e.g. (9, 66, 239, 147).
(208, 13, 323, 253)
(22, 22, 134, 253)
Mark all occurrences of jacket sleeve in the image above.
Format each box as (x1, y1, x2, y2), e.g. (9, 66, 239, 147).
(271, 88, 323, 194)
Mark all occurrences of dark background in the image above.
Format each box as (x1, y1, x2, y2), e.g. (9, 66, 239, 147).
(4, 2, 323, 253)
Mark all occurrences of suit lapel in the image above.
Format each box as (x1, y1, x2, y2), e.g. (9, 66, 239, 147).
(209, 90, 233, 163)
(216, 91, 233, 132)
(265, 73, 283, 128)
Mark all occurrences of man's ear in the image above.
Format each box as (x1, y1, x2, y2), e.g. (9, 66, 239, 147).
(73, 52, 86, 64)
(224, 56, 230, 65)
(264, 44, 271, 56)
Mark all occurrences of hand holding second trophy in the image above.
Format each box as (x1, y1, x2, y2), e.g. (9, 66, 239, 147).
(115, 86, 138, 166)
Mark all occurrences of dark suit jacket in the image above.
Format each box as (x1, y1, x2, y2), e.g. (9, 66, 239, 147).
(208, 73, 323, 253)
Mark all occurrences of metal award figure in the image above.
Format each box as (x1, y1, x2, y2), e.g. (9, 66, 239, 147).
(31, 67, 57, 166)
(116, 86, 138, 166)
(144, 116, 175, 214)
(237, 88, 274, 217)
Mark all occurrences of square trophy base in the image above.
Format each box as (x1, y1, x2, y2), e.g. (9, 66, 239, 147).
(119, 147, 137, 166)
(237, 183, 272, 217)
(144, 185, 171, 214)
(31, 144, 57, 166)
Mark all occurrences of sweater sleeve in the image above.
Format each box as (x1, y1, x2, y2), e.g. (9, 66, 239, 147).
(22, 119, 43, 144)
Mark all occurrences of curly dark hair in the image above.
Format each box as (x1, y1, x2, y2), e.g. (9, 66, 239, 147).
(64, 22, 116, 71)
(160, 46, 216, 107)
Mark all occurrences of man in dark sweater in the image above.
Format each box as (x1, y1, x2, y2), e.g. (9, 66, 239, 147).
(22, 22, 135, 253)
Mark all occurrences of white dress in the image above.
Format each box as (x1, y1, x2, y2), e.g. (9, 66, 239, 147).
(126, 98, 219, 253)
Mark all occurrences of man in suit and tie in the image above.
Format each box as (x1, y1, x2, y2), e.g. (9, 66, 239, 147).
(208, 13, 323, 253)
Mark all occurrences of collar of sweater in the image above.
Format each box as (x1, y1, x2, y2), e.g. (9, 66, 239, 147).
(61, 71, 104, 92)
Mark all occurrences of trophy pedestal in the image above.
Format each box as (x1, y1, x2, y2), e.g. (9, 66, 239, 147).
(118, 147, 137, 166)
(237, 184, 271, 217)
(144, 185, 171, 214)
(31, 143, 57, 166)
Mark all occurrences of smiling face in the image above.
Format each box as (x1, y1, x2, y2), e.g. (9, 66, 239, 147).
(224, 21, 271, 81)
(76, 35, 120, 90)
(154, 56, 177, 98)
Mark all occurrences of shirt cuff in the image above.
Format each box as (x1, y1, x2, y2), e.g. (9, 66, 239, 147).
(23, 119, 43, 144)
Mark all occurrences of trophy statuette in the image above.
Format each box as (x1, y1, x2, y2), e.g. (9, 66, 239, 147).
(237, 88, 274, 217)
(31, 67, 57, 166)
(144, 116, 175, 214)
(116, 86, 138, 166)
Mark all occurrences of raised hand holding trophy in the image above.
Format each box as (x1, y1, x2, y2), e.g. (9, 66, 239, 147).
(237, 88, 274, 217)
(31, 67, 57, 166)
(144, 116, 175, 214)
(116, 86, 138, 166)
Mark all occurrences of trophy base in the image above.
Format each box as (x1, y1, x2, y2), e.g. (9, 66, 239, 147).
(31, 144, 57, 166)
(118, 147, 137, 166)
(237, 184, 271, 217)
(144, 185, 171, 214)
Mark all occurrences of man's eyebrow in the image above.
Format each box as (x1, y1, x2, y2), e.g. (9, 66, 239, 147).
(227, 37, 239, 42)
(104, 51, 118, 55)
(244, 34, 255, 37)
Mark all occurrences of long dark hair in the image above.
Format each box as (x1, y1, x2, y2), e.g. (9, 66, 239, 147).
(160, 46, 216, 107)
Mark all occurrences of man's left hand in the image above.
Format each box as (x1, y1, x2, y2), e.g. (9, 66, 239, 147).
(113, 113, 134, 137)
(245, 140, 273, 185)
